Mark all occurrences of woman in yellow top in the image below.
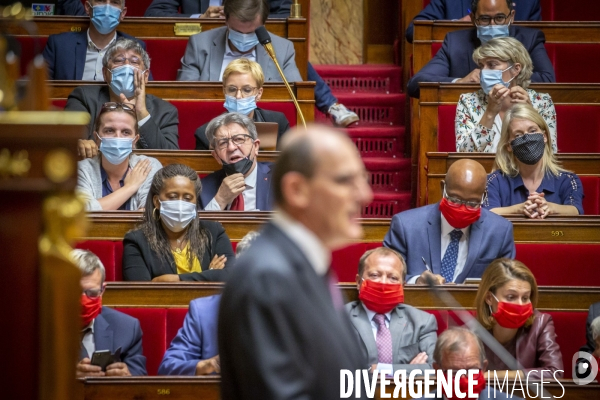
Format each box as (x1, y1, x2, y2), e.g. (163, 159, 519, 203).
(123, 164, 234, 281)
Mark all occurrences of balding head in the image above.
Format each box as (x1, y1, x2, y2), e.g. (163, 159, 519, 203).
(443, 159, 487, 204)
(433, 328, 487, 372)
(273, 124, 373, 250)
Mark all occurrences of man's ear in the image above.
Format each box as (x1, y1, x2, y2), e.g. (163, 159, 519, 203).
(132, 134, 140, 148)
(280, 172, 311, 210)
(85, 1, 93, 17)
(120, 6, 127, 20)
(469, 11, 476, 25)
(355, 274, 362, 291)
(102, 67, 111, 83)
(440, 179, 445, 194)
(253, 138, 261, 156)
(94, 131, 102, 147)
(508, 9, 515, 23)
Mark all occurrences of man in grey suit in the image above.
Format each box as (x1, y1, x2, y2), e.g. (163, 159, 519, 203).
(66, 38, 179, 158)
(218, 125, 373, 399)
(415, 327, 523, 399)
(346, 247, 438, 374)
(384, 159, 515, 284)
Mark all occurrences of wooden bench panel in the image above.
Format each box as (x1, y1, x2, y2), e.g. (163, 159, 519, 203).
(2, 16, 308, 79)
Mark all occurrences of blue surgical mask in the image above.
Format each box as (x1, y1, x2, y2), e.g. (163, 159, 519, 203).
(109, 65, 136, 98)
(224, 95, 257, 115)
(476, 23, 510, 44)
(97, 134, 134, 165)
(90, 3, 122, 35)
(159, 200, 197, 233)
(480, 65, 516, 94)
(228, 29, 259, 52)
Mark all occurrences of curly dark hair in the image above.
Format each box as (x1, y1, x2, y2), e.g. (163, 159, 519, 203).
(140, 164, 210, 273)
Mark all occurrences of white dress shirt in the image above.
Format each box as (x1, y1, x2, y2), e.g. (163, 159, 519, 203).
(205, 162, 258, 211)
(219, 38, 257, 81)
(362, 303, 393, 372)
(271, 210, 331, 276)
(82, 29, 117, 81)
(81, 319, 96, 358)
(407, 214, 470, 284)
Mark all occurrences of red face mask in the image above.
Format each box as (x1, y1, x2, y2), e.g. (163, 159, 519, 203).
(491, 294, 534, 329)
(358, 279, 404, 314)
(446, 370, 486, 400)
(81, 294, 102, 328)
(439, 197, 481, 229)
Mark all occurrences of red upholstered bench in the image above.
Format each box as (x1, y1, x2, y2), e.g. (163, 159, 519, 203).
(541, 0, 600, 21)
(516, 244, 600, 286)
(14, 36, 48, 77)
(545, 311, 588, 379)
(144, 39, 189, 81)
(545, 44, 600, 84)
(75, 240, 123, 282)
(331, 242, 382, 282)
(581, 176, 600, 215)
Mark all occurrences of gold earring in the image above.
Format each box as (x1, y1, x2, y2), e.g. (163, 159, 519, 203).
(153, 208, 160, 220)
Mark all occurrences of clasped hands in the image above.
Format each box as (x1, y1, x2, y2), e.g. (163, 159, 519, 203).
(522, 192, 550, 219)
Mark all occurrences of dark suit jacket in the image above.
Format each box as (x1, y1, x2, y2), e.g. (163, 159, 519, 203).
(405, 0, 541, 43)
(346, 301, 437, 372)
(485, 311, 564, 380)
(580, 302, 600, 355)
(218, 222, 368, 399)
(145, 0, 292, 18)
(383, 203, 516, 283)
(81, 306, 147, 376)
(158, 295, 220, 375)
(64, 85, 179, 149)
(42, 30, 151, 81)
(200, 162, 273, 211)
(195, 108, 290, 150)
(122, 220, 235, 281)
(56, 0, 86, 15)
(407, 25, 555, 98)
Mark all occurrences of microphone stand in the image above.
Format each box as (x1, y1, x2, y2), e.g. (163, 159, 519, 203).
(260, 42, 307, 129)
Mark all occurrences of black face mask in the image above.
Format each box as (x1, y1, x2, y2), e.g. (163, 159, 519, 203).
(510, 133, 546, 165)
(220, 148, 255, 176)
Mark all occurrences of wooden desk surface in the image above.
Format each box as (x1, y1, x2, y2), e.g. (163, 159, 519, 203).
(102, 282, 600, 311)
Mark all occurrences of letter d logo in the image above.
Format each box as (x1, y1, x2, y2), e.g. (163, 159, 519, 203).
(572, 351, 598, 385)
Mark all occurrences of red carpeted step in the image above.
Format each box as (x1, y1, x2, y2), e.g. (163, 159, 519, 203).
(363, 191, 411, 218)
(345, 126, 406, 157)
(363, 157, 411, 192)
(316, 93, 406, 126)
(313, 64, 402, 94)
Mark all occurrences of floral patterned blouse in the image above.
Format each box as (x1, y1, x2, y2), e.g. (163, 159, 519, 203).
(455, 89, 558, 153)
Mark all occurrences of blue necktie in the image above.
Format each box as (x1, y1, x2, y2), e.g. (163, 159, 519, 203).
(440, 229, 463, 283)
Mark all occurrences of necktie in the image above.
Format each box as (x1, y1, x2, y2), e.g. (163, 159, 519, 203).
(80, 327, 91, 359)
(441, 229, 463, 283)
(230, 194, 244, 211)
(373, 314, 393, 364)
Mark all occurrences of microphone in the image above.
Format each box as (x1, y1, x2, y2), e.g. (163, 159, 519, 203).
(255, 26, 306, 128)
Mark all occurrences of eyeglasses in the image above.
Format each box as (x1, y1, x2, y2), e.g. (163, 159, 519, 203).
(443, 186, 486, 210)
(111, 56, 143, 68)
(214, 134, 253, 150)
(224, 85, 258, 98)
(83, 288, 104, 299)
(102, 102, 135, 112)
(475, 14, 510, 26)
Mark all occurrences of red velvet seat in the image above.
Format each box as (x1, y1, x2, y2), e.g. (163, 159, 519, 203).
(166, 308, 189, 348)
(331, 242, 382, 282)
(144, 39, 189, 81)
(545, 311, 588, 379)
(581, 176, 600, 215)
(114, 308, 167, 376)
(75, 241, 123, 281)
(516, 244, 600, 286)
(541, 0, 600, 21)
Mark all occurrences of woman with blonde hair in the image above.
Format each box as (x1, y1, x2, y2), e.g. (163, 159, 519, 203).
(195, 58, 290, 150)
(485, 103, 583, 218)
(475, 258, 563, 380)
(455, 37, 557, 153)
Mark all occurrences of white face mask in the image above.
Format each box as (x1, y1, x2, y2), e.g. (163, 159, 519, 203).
(159, 200, 197, 233)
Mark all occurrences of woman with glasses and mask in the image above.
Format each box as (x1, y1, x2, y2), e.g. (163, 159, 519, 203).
(485, 103, 583, 218)
(475, 258, 563, 380)
(122, 163, 235, 282)
(76, 102, 162, 211)
(194, 58, 290, 150)
(455, 37, 557, 153)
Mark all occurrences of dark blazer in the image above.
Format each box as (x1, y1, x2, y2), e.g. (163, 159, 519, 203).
(42, 30, 151, 81)
(485, 311, 564, 380)
(122, 220, 235, 281)
(405, 0, 541, 43)
(200, 162, 274, 211)
(158, 295, 220, 376)
(80, 306, 147, 376)
(346, 301, 437, 372)
(407, 25, 555, 98)
(383, 203, 516, 283)
(64, 85, 179, 149)
(195, 108, 290, 150)
(218, 222, 368, 399)
(580, 302, 600, 355)
(56, 0, 86, 15)
(145, 0, 292, 18)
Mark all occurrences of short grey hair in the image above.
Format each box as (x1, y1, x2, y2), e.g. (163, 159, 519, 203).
(236, 231, 260, 256)
(71, 249, 106, 284)
(102, 38, 151, 70)
(592, 316, 600, 341)
(434, 327, 486, 368)
(205, 112, 258, 148)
